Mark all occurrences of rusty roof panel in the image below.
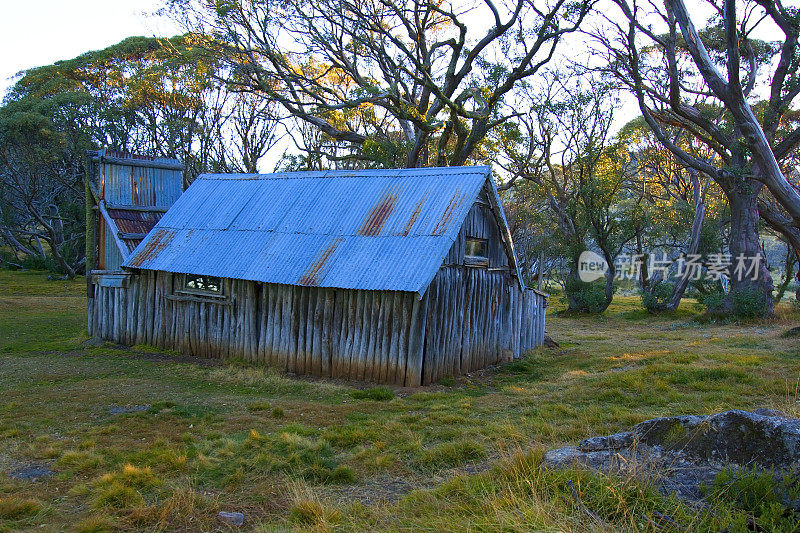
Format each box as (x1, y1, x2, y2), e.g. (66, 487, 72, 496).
(122, 166, 521, 294)
(107, 208, 163, 234)
(106, 208, 164, 252)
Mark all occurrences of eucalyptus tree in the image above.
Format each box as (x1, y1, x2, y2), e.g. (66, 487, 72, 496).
(615, 117, 731, 312)
(495, 73, 634, 312)
(167, 0, 594, 169)
(0, 35, 283, 275)
(0, 94, 92, 277)
(592, 0, 800, 316)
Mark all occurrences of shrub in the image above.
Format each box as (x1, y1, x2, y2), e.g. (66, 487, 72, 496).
(731, 287, 771, 318)
(564, 279, 609, 313)
(697, 288, 726, 314)
(439, 375, 456, 387)
(641, 281, 674, 312)
(351, 386, 394, 401)
(703, 466, 800, 531)
(698, 286, 772, 318)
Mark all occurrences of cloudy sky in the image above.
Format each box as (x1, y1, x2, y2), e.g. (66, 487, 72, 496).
(0, 0, 180, 97)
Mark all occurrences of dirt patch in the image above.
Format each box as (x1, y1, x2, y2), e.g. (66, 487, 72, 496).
(7, 462, 54, 481)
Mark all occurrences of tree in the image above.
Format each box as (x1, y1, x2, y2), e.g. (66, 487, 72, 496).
(615, 117, 727, 312)
(8, 35, 282, 179)
(168, 0, 593, 169)
(495, 72, 633, 312)
(594, 0, 800, 316)
(0, 95, 92, 277)
(0, 35, 284, 275)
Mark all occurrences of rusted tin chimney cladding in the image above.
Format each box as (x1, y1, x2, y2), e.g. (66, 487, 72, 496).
(86, 150, 184, 272)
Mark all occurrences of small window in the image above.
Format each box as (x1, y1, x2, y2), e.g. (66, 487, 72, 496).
(465, 238, 488, 259)
(184, 274, 222, 293)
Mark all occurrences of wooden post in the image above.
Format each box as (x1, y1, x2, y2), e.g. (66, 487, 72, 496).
(537, 250, 544, 292)
(405, 291, 429, 387)
(85, 158, 97, 332)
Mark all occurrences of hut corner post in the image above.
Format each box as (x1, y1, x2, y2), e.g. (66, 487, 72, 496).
(85, 156, 97, 333)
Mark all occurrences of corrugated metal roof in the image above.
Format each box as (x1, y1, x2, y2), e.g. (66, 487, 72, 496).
(123, 166, 517, 294)
(106, 208, 164, 252)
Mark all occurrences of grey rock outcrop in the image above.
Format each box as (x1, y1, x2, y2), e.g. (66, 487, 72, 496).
(544, 409, 800, 502)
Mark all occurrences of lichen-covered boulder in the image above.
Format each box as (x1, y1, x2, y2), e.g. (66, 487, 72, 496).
(543, 409, 800, 502)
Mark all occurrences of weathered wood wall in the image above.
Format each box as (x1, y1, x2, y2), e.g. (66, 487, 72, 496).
(89, 272, 429, 385)
(421, 266, 544, 384)
(444, 203, 508, 268)
(89, 268, 546, 386)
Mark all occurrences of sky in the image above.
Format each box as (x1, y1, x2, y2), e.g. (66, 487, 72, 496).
(0, 0, 181, 98)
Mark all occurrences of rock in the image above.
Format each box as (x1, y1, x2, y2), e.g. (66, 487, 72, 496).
(218, 511, 244, 526)
(781, 326, 800, 338)
(543, 409, 800, 504)
(578, 431, 634, 452)
(753, 408, 788, 418)
(634, 410, 800, 468)
(543, 335, 560, 349)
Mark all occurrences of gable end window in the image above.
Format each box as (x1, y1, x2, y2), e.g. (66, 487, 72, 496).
(184, 274, 222, 294)
(465, 237, 489, 267)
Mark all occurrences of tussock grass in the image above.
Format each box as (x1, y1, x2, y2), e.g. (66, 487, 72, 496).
(0, 497, 42, 520)
(351, 386, 395, 401)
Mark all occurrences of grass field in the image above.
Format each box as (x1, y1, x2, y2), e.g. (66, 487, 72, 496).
(1, 270, 799, 531)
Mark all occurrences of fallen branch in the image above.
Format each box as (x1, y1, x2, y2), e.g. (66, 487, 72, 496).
(567, 480, 603, 523)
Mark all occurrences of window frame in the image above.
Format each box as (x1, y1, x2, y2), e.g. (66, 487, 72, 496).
(179, 274, 224, 296)
(464, 237, 489, 267)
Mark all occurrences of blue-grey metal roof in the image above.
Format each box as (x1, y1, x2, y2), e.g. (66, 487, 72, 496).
(123, 166, 521, 294)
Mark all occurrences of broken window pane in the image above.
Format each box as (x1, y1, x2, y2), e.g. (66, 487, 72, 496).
(184, 274, 222, 293)
(465, 238, 488, 259)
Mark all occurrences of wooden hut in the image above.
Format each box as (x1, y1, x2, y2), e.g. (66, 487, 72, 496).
(88, 165, 547, 386)
(85, 150, 184, 328)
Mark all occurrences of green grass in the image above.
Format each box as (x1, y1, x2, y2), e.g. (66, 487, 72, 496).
(1, 270, 799, 530)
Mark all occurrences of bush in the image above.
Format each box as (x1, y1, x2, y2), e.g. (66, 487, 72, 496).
(731, 287, 771, 318)
(564, 278, 609, 313)
(698, 286, 772, 318)
(703, 466, 800, 531)
(697, 288, 726, 314)
(641, 281, 674, 312)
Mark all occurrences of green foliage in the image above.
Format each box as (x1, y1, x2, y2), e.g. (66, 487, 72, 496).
(704, 466, 800, 532)
(564, 278, 610, 313)
(731, 287, 772, 319)
(698, 285, 772, 318)
(641, 281, 674, 312)
(438, 375, 456, 387)
(351, 386, 394, 401)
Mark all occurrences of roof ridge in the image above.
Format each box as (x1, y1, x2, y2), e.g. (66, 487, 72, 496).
(197, 165, 490, 181)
